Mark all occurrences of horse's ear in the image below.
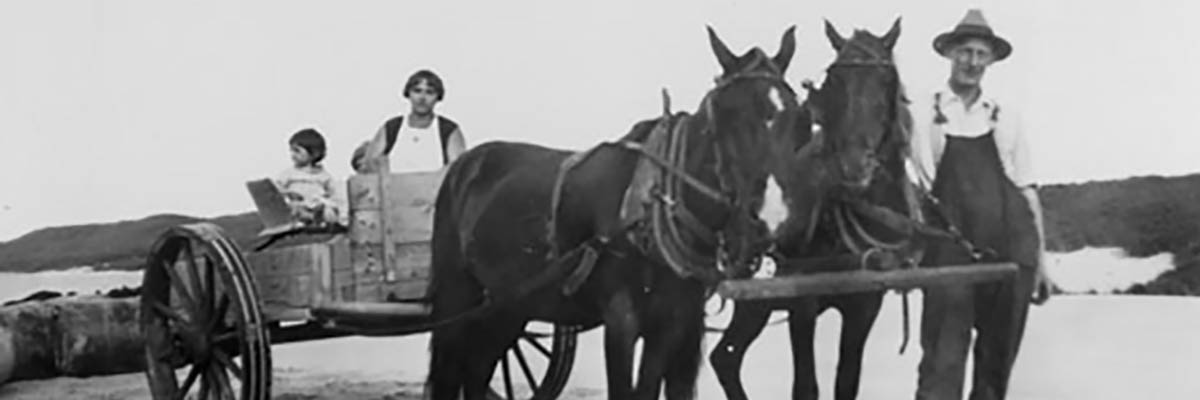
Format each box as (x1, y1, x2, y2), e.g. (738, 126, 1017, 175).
(773, 25, 797, 73)
(824, 19, 846, 52)
(882, 17, 902, 50)
(707, 25, 737, 72)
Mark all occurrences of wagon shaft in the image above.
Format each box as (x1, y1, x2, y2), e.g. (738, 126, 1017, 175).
(717, 262, 1018, 299)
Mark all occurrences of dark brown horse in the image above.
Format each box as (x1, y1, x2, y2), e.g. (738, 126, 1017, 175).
(427, 27, 798, 400)
(710, 19, 925, 400)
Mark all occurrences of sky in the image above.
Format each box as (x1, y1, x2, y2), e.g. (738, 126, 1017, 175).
(1, 0, 1198, 241)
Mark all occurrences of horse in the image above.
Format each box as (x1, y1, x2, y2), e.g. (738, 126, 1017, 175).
(426, 26, 799, 400)
(710, 18, 927, 400)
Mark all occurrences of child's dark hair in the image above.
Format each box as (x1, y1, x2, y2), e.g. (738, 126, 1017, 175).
(403, 69, 445, 101)
(289, 128, 326, 166)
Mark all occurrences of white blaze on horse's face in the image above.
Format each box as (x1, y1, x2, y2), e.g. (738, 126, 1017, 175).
(765, 87, 785, 131)
(759, 176, 787, 234)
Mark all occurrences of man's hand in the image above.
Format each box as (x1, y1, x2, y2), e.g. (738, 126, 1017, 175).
(1031, 254, 1052, 306)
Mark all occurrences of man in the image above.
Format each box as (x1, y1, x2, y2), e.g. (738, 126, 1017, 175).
(908, 9, 1053, 400)
(352, 69, 467, 174)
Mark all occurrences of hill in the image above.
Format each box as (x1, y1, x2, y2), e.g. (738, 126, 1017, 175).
(0, 213, 262, 272)
(1040, 174, 1200, 295)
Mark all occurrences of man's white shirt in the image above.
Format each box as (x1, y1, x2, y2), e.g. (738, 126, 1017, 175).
(907, 85, 1034, 189)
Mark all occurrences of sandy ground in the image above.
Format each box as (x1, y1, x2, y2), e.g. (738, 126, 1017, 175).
(2, 294, 1199, 399)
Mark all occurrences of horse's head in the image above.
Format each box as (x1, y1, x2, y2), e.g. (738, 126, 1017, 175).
(805, 18, 905, 193)
(693, 26, 799, 278)
(766, 18, 914, 258)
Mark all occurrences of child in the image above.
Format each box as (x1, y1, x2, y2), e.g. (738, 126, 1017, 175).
(273, 128, 343, 225)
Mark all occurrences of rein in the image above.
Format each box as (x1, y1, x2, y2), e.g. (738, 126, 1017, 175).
(616, 65, 791, 285)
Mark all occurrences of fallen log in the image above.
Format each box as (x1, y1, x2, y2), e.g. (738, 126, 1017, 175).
(718, 262, 1019, 300)
(0, 295, 143, 384)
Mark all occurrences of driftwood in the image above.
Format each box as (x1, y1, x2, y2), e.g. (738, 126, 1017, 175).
(0, 294, 143, 384)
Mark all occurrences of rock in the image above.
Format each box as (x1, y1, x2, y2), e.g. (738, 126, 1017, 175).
(1, 290, 64, 307)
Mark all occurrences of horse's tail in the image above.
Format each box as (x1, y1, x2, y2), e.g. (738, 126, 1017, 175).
(428, 144, 487, 303)
(426, 144, 492, 395)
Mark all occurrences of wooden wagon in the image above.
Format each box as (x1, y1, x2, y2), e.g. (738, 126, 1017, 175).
(140, 171, 577, 400)
(139, 170, 1019, 400)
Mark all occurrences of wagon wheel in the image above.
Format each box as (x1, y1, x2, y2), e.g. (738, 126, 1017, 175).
(489, 322, 579, 400)
(141, 223, 272, 400)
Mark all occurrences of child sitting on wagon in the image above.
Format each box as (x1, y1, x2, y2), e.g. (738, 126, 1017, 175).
(273, 128, 345, 226)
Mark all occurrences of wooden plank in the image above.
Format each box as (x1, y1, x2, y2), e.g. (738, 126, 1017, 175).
(382, 280, 430, 302)
(717, 262, 1019, 300)
(255, 274, 311, 307)
(347, 174, 383, 210)
(350, 244, 384, 302)
(348, 210, 384, 245)
(387, 241, 431, 281)
(325, 237, 349, 303)
(244, 244, 328, 307)
(380, 171, 445, 243)
(311, 301, 432, 319)
(261, 304, 312, 322)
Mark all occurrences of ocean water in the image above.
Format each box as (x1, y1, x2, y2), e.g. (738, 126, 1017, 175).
(0, 267, 142, 304)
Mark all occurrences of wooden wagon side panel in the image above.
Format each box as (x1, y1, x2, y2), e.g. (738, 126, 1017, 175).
(348, 171, 444, 302)
(380, 171, 443, 300)
(243, 243, 334, 320)
(348, 174, 386, 303)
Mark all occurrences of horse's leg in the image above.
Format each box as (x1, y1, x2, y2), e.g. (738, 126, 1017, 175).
(643, 283, 704, 400)
(461, 314, 529, 400)
(633, 321, 669, 400)
(662, 309, 704, 400)
(429, 323, 467, 400)
(604, 289, 640, 400)
(787, 299, 821, 400)
(709, 300, 774, 400)
(428, 264, 482, 400)
(832, 293, 885, 400)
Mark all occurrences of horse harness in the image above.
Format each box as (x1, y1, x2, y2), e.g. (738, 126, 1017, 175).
(549, 61, 792, 295)
(790, 38, 1000, 353)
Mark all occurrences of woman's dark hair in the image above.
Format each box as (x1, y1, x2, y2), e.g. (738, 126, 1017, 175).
(403, 69, 445, 101)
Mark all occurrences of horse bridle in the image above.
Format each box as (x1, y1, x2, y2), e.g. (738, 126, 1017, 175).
(796, 39, 992, 269)
(787, 39, 923, 269)
(619, 56, 795, 284)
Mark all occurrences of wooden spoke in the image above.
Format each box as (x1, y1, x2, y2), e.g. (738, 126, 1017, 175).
(182, 242, 205, 305)
(150, 301, 189, 325)
(198, 370, 212, 400)
(212, 331, 237, 346)
(207, 296, 230, 333)
(501, 354, 515, 400)
(204, 256, 216, 313)
(212, 349, 244, 380)
(522, 335, 552, 358)
(161, 258, 197, 311)
(511, 343, 538, 391)
(179, 364, 203, 397)
(213, 365, 236, 400)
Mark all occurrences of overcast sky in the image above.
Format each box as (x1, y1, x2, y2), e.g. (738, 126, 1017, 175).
(1, 0, 1196, 241)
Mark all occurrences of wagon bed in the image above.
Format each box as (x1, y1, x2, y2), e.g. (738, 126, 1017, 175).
(140, 171, 578, 400)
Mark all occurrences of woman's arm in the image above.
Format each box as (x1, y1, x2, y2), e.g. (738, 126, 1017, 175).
(444, 127, 467, 164)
